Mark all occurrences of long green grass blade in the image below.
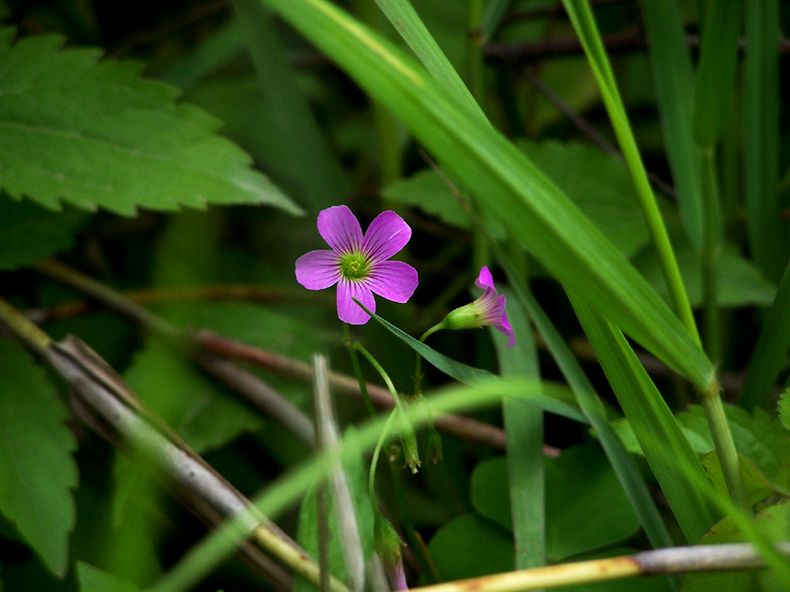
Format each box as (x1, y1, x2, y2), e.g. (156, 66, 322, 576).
(740, 262, 790, 410)
(560, 0, 700, 348)
(494, 288, 545, 569)
(496, 251, 676, 563)
(372, 0, 484, 121)
(692, 0, 743, 148)
(743, 0, 785, 282)
(234, 0, 348, 209)
(570, 296, 717, 543)
(261, 0, 715, 392)
(640, 0, 704, 248)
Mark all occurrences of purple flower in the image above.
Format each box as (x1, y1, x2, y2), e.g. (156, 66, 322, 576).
(295, 205, 419, 325)
(442, 266, 515, 347)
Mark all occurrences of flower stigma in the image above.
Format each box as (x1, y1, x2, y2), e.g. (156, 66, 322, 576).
(339, 251, 371, 281)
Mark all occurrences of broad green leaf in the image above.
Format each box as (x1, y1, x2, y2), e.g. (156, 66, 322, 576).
(261, 0, 714, 391)
(699, 453, 775, 506)
(294, 449, 374, 591)
(740, 263, 790, 409)
(691, 0, 743, 147)
(517, 140, 651, 258)
(570, 296, 716, 543)
(496, 249, 675, 554)
(0, 197, 85, 270)
(471, 444, 641, 562)
(77, 563, 141, 592)
(493, 287, 544, 568)
(634, 242, 776, 308)
(743, 1, 784, 281)
(640, 0, 704, 246)
(366, 309, 586, 423)
(0, 30, 299, 216)
(428, 514, 514, 581)
(234, 0, 348, 209)
(0, 340, 78, 576)
(779, 390, 790, 431)
(124, 342, 262, 453)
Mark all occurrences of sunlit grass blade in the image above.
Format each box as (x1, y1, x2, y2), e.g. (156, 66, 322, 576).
(743, 0, 785, 282)
(692, 0, 743, 148)
(640, 0, 704, 248)
(496, 251, 676, 565)
(234, 0, 348, 209)
(569, 295, 717, 543)
(261, 0, 714, 392)
(740, 262, 790, 410)
(560, 0, 699, 348)
(373, 0, 484, 121)
(494, 288, 545, 569)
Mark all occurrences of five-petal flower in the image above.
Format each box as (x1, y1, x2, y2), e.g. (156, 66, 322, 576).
(295, 205, 419, 325)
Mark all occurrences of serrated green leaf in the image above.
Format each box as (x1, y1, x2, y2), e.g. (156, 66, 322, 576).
(0, 340, 78, 576)
(0, 31, 299, 216)
(471, 444, 641, 562)
(428, 514, 514, 581)
(77, 562, 141, 592)
(0, 197, 86, 270)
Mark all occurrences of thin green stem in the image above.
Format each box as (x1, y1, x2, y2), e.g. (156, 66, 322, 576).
(343, 324, 377, 419)
(414, 322, 444, 396)
(368, 409, 399, 502)
(701, 384, 751, 512)
(700, 147, 722, 361)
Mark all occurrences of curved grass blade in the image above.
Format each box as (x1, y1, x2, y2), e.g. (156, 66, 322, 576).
(640, 0, 704, 248)
(569, 296, 717, 543)
(740, 262, 790, 410)
(260, 0, 714, 392)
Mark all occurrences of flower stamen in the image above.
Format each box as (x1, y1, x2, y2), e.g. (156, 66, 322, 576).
(339, 251, 371, 281)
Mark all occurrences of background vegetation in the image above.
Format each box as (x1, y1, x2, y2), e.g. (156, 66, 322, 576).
(0, 1, 788, 591)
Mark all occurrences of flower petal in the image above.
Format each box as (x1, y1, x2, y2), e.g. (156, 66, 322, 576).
(317, 205, 363, 254)
(337, 279, 376, 325)
(295, 250, 341, 290)
(475, 266, 496, 291)
(497, 312, 516, 347)
(361, 210, 412, 261)
(367, 260, 419, 303)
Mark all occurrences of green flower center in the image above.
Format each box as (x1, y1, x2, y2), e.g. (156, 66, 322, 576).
(339, 252, 371, 281)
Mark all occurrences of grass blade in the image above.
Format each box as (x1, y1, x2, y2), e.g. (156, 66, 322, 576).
(496, 251, 676, 565)
(234, 0, 348, 209)
(640, 0, 704, 248)
(494, 288, 545, 569)
(561, 0, 699, 347)
(740, 262, 790, 410)
(743, 0, 785, 281)
(569, 295, 717, 543)
(692, 0, 743, 148)
(373, 0, 485, 121)
(261, 0, 714, 391)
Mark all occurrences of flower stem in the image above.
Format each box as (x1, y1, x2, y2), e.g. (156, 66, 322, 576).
(701, 147, 722, 361)
(355, 342, 420, 472)
(413, 322, 444, 397)
(342, 323, 377, 419)
(700, 380, 751, 512)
